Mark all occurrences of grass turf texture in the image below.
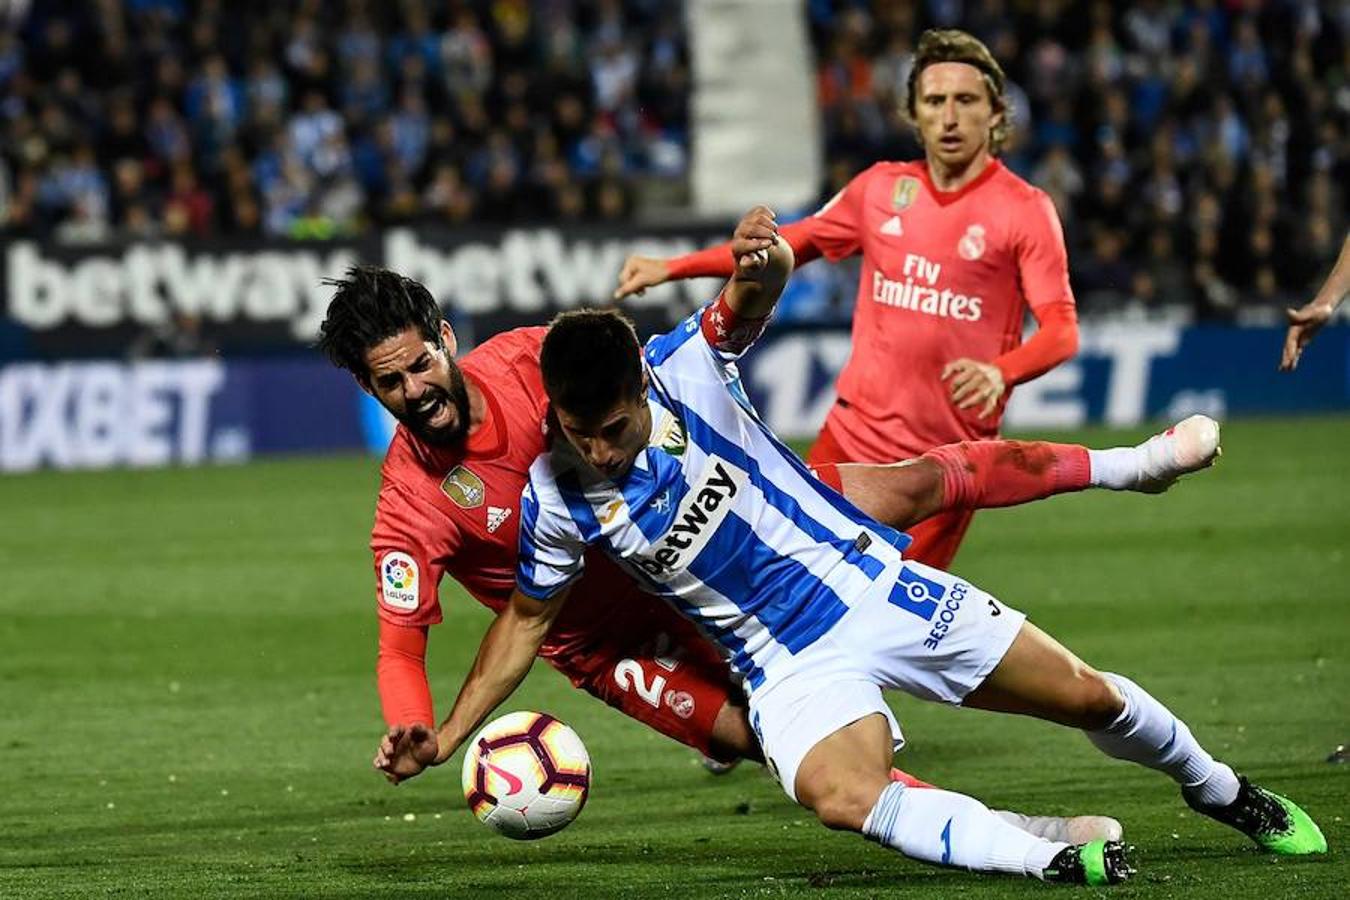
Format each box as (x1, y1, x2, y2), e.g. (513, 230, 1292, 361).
(1, 416, 1346, 899)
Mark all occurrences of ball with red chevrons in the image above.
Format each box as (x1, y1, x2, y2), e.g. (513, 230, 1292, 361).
(462, 711, 592, 840)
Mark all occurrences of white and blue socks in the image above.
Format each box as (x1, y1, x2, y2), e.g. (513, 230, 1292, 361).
(1086, 673, 1240, 807)
(862, 781, 1066, 879)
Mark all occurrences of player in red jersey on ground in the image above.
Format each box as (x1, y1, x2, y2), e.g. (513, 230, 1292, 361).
(616, 29, 1084, 570)
(317, 252, 1216, 840)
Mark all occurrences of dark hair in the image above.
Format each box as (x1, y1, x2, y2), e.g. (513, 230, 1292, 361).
(317, 266, 444, 381)
(540, 309, 644, 420)
(905, 29, 1011, 153)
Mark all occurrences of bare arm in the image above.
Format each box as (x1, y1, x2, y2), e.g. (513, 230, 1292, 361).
(614, 218, 821, 299)
(1281, 232, 1350, 371)
(430, 585, 572, 766)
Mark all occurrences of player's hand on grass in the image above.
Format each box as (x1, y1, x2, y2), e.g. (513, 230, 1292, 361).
(942, 358, 1006, 418)
(1280, 300, 1336, 372)
(373, 724, 439, 785)
(731, 206, 781, 277)
(613, 255, 671, 300)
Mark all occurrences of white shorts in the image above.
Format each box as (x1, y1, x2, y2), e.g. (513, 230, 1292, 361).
(747, 560, 1025, 802)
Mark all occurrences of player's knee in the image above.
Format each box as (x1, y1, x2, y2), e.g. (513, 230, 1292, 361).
(808, 786, 873, 832)
(800, 773, 887, 833)
(1062, 669, 1124, 730)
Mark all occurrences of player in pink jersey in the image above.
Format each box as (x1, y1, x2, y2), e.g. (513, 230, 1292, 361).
(318, 258, 1216, 839)
(615, 30, 1083, 570)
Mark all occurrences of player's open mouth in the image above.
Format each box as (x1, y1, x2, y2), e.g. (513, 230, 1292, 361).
(416, 394, 452, 429)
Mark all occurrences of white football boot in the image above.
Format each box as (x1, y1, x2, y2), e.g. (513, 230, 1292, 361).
(992, 810, 1125, 843)
(1132, 414, 1222, 493)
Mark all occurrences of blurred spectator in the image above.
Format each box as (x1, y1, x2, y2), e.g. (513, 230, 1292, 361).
(164, 160, 213, 236)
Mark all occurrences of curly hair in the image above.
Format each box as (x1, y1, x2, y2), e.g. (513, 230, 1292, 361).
(317, 266, 444, 383)
(905, 29, 1011, 155)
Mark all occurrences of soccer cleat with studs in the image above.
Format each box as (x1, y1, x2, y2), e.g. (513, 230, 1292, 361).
(1183, 776, 1327, 855)
(1042, 840, 1134, 886)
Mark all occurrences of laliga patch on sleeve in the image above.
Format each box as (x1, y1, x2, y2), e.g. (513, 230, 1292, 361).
(380, 551, 419, 612)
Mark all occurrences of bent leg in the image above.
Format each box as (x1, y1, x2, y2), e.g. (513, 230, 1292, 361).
(826, 425, 1218, 540)
(795, 715, 1068, 877)
(829, 439, 1092, 534)
(794, 713, 894, 830)
(559, 593, 757, 760)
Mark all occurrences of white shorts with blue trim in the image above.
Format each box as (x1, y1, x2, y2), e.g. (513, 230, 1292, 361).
(747, 559, 1026, 802)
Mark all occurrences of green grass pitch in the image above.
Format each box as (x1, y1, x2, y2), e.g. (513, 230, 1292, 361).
(1, 416, 1346, 898)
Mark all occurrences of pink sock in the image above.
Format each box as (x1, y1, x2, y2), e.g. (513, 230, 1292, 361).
(923, 441, 1091, 510)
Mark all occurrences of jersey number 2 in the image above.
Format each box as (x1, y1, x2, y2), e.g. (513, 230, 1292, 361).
(614, 660, 668, 708)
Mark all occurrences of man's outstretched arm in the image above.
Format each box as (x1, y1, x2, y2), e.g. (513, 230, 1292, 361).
(615, 218, 823, 299)
(430, 586, 570, 765)
(614, 166, 879, 300)
(1281, 232, 1349, 371)
(374, 587, 570, 783)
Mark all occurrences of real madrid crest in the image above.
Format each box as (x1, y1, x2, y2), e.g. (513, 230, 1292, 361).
(441, 464, 487, 508)
(958, 224, 987, 261)
(891, 176, 920, 211)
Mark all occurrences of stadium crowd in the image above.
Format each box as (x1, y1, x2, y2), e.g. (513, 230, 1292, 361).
(0, 0, 689, 239)
(0, 1, 1345, 319)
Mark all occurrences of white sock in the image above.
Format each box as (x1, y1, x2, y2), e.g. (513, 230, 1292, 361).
(862, 782, 1067, 879)
(1086, 447, 1141, 490)
(1086, 673, 1240, 807)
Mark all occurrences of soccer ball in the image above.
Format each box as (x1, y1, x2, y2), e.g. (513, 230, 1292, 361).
(461, 711, 591, 840)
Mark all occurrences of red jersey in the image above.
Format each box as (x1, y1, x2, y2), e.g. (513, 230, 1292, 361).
(370, 327, 636, 661)
(805, 158, 1074, 459)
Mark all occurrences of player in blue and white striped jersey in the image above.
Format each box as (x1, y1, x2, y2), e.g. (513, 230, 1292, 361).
(431, 208, 1325, 885)
(516, 312, 916, 697)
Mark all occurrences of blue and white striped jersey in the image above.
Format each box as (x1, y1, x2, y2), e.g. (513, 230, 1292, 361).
(516, 310, 912, 691)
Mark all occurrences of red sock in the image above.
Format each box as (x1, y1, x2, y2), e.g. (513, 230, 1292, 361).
(922, 440, 1091, 511)
(889, 767, 934, 789)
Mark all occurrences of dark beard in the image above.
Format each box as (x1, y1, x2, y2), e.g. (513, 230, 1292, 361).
(404, 368, 471, 447)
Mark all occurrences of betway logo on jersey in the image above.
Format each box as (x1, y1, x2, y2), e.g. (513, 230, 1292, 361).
(871, 253, 983, 322)
(633, 458, 747, 580)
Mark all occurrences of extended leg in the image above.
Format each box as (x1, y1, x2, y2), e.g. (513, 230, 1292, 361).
(793, 715, 1120, 882)
(964, 620, 1326, 855)
(824, 415, 1223, 533)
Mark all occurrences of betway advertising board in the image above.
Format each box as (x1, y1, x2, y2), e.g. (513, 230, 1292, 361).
(0, 324, 1343, 472)
(1, 225, 729, 357)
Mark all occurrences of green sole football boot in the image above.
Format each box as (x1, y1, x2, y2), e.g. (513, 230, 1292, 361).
(1184, 776, 1328, 855)
(1043, 840, 1134, 886)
